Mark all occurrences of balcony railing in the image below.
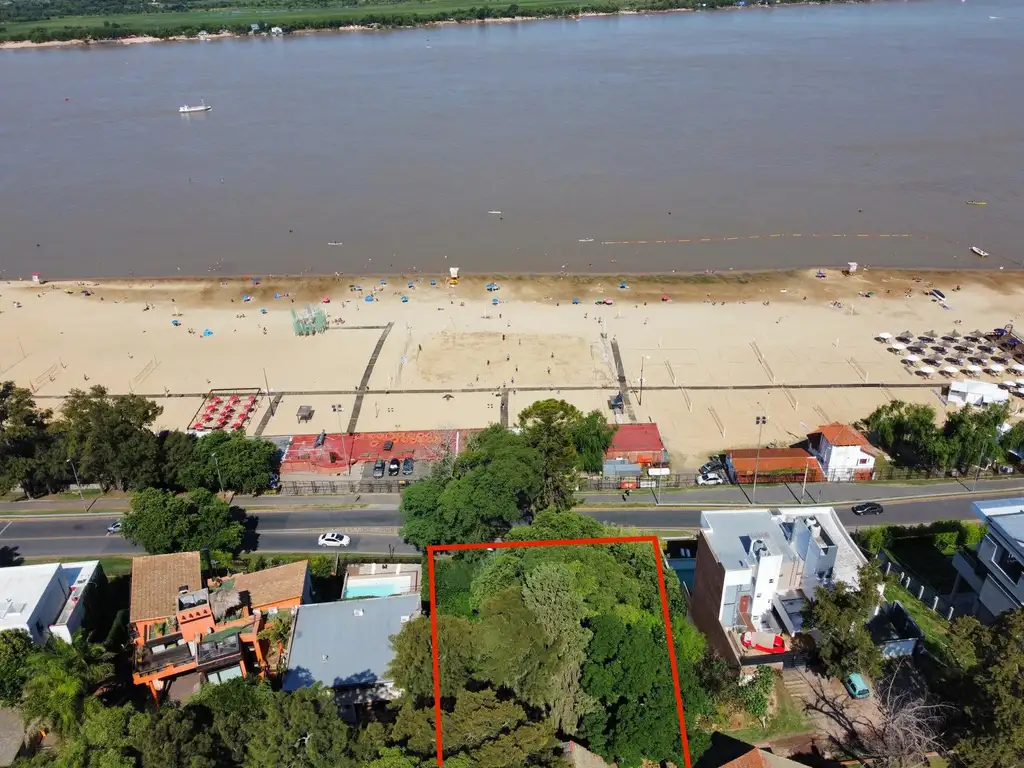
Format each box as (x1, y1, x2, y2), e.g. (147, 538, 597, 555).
(136, 642, 194, 675)
(196, 635, 242, 671)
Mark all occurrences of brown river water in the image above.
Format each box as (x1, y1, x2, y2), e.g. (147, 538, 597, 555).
(1, 0, 1022, 279)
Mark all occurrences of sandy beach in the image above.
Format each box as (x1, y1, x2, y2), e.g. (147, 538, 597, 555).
(3, 267, 1023, 468)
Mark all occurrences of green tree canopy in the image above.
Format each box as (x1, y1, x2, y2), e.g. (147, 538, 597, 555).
(802, 563, 884, 679)
(946, 608, 1024, 768)
(244, 685, 357, 768)
(184, 430, 279, 495)
(59, 386, 162, 491)
(516, 399, 585, 510)
(22, 632, 113, 736)
(0, 628, 33, 705)
(400, 426, 543, 549)
(0, 382, 59, 497)
(121, 487, 245, 554)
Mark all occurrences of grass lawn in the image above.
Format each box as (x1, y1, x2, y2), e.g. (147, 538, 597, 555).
(25, 555, 135, 577)
(886, 537, 959, 593)
(1, 0, 590, 36)
(885, 582, 953, 662)
(727, 676, 811, 744)
(56, 488, 106, 500)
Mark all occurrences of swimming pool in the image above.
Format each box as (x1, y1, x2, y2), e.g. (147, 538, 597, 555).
(342, 575, 413, 599)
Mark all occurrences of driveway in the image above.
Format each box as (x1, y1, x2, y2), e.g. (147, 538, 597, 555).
(781, 668, 883, 750)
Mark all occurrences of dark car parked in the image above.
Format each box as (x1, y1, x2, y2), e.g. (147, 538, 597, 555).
(851, 502, 884, 516)
(402, 457, 414, 475)
(388, 458, 401, 476)
(373, 459, 386, 478)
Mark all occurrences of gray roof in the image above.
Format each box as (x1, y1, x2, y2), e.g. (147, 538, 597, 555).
(701, 510, 795, 571)
(975, 499, 1024, 555)
(282, 594, 421, 692)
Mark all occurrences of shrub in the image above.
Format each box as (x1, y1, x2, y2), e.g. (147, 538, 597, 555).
(934, 530, 959, 555)
(858, 525, 890, 555)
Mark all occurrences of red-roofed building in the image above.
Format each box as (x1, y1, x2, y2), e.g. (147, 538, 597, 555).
(725, 448, 823, 484)
(605, 423, 668, 466)
(807, 423, 876, 481)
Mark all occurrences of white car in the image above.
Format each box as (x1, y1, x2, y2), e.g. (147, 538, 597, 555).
(106, 520, 122, 535)
(318, 532, 351, 548)
(696, 472, 724, 486)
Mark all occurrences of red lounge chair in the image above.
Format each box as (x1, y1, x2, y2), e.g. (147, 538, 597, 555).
(741, 632, 785, 653)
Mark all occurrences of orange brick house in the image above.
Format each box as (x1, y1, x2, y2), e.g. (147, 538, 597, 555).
(129, 553, 310, 702)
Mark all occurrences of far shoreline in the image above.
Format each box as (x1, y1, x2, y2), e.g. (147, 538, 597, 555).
(0, 0, 856, 51)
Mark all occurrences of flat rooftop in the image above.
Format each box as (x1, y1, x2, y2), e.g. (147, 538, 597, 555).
(282, 594, 421, 692)
(700, 507, 866, 575)
(974, 498, 1024, 552)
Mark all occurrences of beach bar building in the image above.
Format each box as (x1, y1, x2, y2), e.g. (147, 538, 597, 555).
(604, 423, 668, 467)
(724, 448, 823, 485)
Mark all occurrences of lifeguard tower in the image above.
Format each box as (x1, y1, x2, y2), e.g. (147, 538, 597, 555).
(447, 267, 460, 287)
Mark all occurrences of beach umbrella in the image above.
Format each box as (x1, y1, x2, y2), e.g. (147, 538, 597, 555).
(572, 298, 581, 305)
(429, 279, 437, 286)
(1016, 379, 1024, 389)
(944, 330, 961, 340)
(877, 332, 892, 341)
(619, 281, 629, 290)
(889, 342, 906, 354)
(242, 294, 252, 302)
(932, 344, 948, 354)
(990, 363, 1006, 373)
(920, 330, 937, 340)
(380, 279, 387, 285)
(898, 330, 914, 340)
(604, 299, 614, 305)
(322, 297, 331, 304)
(401, 296, 409, 303)
(967, 364, 983, 375)
(203, 329, 213, 337)
(260, 308, 268, 314)
(944, 366, 960, 376)
(364, 295, 374, 303)
(903, 354, 920, 364)
(661, 295, 671, 302)
(919, 366, 935, 378)
(171, 319, 181, 326)
(492, 298, 499, 305)
(1012, 363, 1024, 374)
(251, 277, 261, 284)
(408, 281, 414, 288)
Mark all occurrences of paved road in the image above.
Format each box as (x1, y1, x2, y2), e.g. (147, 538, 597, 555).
(6, 476, 1024, 514)
(0, 495, 983, 558)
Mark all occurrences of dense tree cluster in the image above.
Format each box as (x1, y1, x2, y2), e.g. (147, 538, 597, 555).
(0, 382, 278, 498)
(395, 510, 719, 766)
(1, 0, 770, 45)
(399, 403, 614, 549)
(862, 400, 1019, 472)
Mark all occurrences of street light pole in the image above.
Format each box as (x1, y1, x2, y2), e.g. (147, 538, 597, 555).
(66, 459, 86, 508)
(751, 415, 767, 503)
(212, 453, 225, 494)
(638, 355, 650, 406)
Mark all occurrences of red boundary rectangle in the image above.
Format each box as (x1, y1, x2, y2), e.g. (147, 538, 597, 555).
(427, 535, 693, 768)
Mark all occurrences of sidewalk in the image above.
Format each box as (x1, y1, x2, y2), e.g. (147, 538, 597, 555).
(581, 476, 1024, 508)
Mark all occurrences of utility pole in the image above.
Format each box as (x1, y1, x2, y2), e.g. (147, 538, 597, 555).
(66, 458, 86, 508)
(751, 414, 768, 503)
(263, 367, 275, 416)
(801, 459, 810, 503)
(638, 355, 650, 406)
(212, 452, 225, 494)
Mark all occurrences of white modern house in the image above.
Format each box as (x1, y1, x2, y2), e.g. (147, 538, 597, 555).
(807, 423, 876, 482)
(953, 498, 1024, 622)
(690, 507, 867, 659)
(0, 561, 102, 644)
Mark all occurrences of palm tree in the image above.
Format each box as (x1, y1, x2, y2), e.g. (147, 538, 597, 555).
(21, 632, 113, 736)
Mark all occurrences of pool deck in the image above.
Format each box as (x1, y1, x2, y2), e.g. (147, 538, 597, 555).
(342, 561, 421, 597)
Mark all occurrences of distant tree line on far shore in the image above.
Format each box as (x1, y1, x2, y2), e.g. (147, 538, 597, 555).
(3, 0, 813, 44)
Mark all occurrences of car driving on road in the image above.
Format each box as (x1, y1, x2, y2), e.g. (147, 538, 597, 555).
(318, 532, 351, 548)
(106, 520, 122, 535)
(851, 502, 884, 516)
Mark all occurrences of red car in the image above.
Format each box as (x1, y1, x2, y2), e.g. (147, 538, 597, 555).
(741, 631, 785, 653)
